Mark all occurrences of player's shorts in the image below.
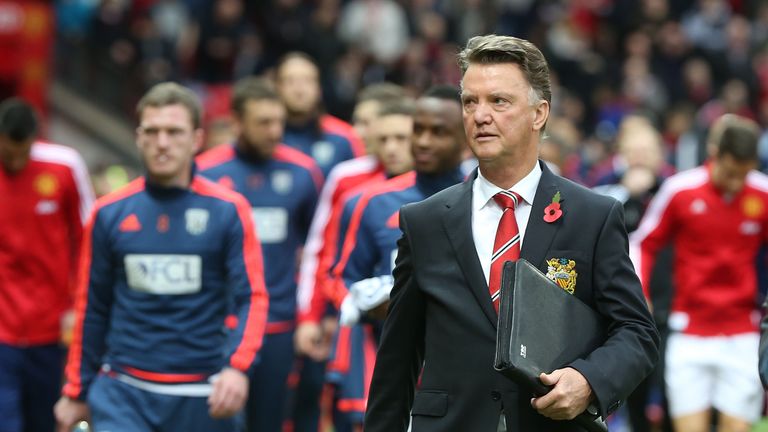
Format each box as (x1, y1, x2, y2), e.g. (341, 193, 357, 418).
(665, 332, 763, 422)
(87, 372, 240, 432)
(246, 330, 294, 432)
(0, 343, 63, 432)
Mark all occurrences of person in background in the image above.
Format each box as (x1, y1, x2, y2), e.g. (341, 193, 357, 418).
(593, 116, 675, 432)
(593, 116, 674, 231)
(350, 83, 407, 150)
(197, 76, 322, 432)
(275, 52, 366, 430)
(0, 97, 95, 432)
(293, 84, 411, 432)
(54, 82, 269, 432)
(330, 85, 467, 430)
(631, 114, 768, 432)
(295, 88, 412, 362)
(275, 51, 364, 178)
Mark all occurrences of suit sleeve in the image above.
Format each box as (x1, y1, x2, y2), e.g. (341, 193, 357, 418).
(569, 200, 660, 417)
(629, 183, 678, 298)
(62, 208, 113, 400)
(363, 209, 426, 432)
(225, 198, 269, 372)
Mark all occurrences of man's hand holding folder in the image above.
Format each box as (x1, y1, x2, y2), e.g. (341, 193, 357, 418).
(531, 368, 593, 420)
(494, 259, 608, 432)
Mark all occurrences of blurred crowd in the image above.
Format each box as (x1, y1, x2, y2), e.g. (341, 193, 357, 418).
(55, 0, 768, 185)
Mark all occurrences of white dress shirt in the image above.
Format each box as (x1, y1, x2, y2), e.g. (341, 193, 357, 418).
(472, 163, 542, 285)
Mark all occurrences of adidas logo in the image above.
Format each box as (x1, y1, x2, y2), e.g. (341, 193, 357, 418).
(119, 214, 142, 232)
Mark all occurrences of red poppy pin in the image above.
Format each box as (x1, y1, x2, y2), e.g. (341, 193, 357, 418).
(543, 191, 563, 223)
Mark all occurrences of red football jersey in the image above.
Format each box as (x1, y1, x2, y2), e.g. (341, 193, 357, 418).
(631, 164, 768, 336)
(0, 142, 94, 345)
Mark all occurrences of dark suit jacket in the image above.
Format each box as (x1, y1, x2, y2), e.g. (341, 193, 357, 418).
(364, 162, 659, 431)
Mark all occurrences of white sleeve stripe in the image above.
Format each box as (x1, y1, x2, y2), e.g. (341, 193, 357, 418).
(31, 142, 95, 223)
(630, 167, 707, 246)
(296, 176, 338, 311)
(747, 171, 768, 193)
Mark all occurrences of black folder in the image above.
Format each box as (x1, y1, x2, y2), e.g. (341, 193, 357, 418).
(494, 259, 608, 432)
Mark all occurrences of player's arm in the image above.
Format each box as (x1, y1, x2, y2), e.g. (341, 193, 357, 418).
(223, 196, 269, 368)
(210, 197, 268, 418)
(297, 165, 344, 325)
(294, 169, 331, 360)
(325, 194, 363, 310)
(331, 194, 383, 325)
(294, 166, 321, 272)
(628, 182, 678, 299)
(56, 208, 113, 430)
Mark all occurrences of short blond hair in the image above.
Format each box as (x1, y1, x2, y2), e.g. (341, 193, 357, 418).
(136, 82, 202, 129)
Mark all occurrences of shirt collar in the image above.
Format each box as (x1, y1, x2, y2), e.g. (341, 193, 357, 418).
(474, 161, 542, 211)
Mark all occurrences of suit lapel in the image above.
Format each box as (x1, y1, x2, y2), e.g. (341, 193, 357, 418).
(443, 171, 499, 329)
(520, 162, 563, 268)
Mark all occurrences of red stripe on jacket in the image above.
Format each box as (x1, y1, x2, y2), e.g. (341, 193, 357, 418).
(273, 144, 325, 192)
(320, 114, 365, 157)
(196, 144, 236, 170)
(191, 176, 269, 372)
(330, 172, 416, 306)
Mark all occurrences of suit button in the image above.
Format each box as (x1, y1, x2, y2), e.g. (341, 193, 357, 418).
(490, 391, 501, 401)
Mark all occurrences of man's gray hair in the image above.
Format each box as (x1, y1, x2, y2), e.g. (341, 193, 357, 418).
(458, 34, 551, 106)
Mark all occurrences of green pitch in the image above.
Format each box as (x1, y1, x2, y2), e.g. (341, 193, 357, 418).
(754, 418, 768, 432)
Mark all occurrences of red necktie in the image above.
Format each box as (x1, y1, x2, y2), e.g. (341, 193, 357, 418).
(489, 191, 522, 312)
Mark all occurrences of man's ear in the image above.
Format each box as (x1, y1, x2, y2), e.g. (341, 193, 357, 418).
(533, 100, 550, 132)
(706, 142, 718, 159)
(193, 128, 205, 154)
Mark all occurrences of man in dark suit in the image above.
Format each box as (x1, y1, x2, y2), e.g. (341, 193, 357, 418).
(363, 34, 659, 431)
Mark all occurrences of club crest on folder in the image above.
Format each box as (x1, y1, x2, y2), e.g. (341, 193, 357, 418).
(545, 258, 577, 294)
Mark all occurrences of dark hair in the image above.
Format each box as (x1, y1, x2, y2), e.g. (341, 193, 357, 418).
(0, 98, 38, 142)
(136, 82, 202, 129)
(458, 34, 551, 105)
(423, 85, 461, 105)
(709, 114, 760, 161)
(231, 77, 281, 117)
